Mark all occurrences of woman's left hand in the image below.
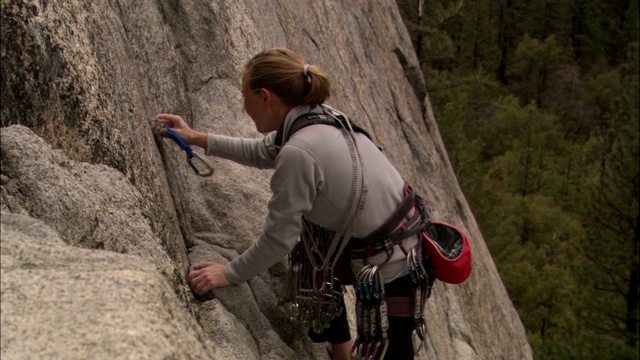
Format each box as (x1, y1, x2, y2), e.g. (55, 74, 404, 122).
(188, 262, 232, 295)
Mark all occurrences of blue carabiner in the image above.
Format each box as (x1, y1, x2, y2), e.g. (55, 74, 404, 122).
(161, 125, 194, 158)
(158, 124, 214, 177)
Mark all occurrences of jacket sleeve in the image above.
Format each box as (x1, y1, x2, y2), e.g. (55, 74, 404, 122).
(224, 144, 324, 284)
(205, 132, 279, 169)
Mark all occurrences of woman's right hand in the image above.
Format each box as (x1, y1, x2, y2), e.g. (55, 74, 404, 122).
(152, 113, 208, 149)
(188, 262, 232, 295)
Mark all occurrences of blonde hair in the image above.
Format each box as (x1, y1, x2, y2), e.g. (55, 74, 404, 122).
(244, 48, 330, 106)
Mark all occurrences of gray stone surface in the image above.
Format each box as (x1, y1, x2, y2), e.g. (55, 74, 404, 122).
(0, 211, 222, 359)
(1, 0, 533, 359)
(0, 125, 195, 309)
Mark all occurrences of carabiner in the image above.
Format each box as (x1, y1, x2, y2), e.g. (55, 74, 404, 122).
(187, 152, 214, 177)
(152, 121, 214, 177)
(412, 322, 428, 355)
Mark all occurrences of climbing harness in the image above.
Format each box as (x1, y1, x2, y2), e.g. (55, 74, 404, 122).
(279, 106, 368, 333)
(151, 120, 214, 177)
(348, 183, 422, 259)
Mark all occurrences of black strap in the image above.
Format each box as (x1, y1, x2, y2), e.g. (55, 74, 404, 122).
(275, 111, 376, 147)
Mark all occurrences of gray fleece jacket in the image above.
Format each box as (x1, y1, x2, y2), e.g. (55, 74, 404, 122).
(206, 105, 419, 284)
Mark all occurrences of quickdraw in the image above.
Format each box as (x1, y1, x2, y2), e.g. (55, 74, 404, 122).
(407, 246, 431, 355)
(151, 120, 214, 177)
(351, 264, 389, 360)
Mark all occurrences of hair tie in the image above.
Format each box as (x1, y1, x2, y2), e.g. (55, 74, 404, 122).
(303, 64, 311, 83)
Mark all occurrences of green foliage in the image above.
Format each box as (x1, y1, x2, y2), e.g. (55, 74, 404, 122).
(506, 262, 577, 346)
(480, 193, 583, 262)
(507, 35, 571, 105)
(396, 0, 640, 358)
(441, 0, 502, 72)
(425, 70, 505, 196)
(395, 0, 463, 69)
(578, 89, 639, 348)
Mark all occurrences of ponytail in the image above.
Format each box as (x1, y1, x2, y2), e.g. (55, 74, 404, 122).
(244, 48, 330, 106)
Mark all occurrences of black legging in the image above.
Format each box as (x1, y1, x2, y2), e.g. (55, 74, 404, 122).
(382, 274, 417, 360)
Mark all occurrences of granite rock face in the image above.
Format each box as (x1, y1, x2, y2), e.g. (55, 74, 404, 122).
(1, 1, 533, 359)
(0, 211, 223, 359)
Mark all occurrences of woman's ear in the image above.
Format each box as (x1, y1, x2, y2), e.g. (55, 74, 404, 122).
(260, 88, 271, 105)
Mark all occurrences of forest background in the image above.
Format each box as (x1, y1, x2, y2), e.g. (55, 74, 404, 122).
(396, 0, 639, 359)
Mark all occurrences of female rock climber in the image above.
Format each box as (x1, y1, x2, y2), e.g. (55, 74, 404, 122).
(153, 48, 429, 360)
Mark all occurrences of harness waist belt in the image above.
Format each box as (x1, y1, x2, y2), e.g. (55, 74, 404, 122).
(348, 184, 429, 259)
